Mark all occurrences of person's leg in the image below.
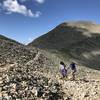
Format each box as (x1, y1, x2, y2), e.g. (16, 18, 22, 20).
(72, 71, 75, 80)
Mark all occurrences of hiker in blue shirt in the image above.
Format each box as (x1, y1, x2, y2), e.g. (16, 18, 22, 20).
(69, 62, 77, 80)
(59, 61, 67, 78)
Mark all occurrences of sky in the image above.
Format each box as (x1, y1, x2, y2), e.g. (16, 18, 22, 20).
(0, 0, 100, 44)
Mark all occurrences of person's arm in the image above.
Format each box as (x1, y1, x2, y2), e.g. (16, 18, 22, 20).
(67, 64, 70, 70)
(67, 66, 70, 70)
(59, 64, 62, 72)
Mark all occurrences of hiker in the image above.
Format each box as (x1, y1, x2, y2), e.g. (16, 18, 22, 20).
(59, 61, 67, 78)
(69, 62, 77, 80)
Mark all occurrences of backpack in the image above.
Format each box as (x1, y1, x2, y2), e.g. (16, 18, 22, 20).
(70, 63, 76, 70)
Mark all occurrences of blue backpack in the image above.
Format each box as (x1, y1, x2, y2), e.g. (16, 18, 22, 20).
(70, 63, 76, 70)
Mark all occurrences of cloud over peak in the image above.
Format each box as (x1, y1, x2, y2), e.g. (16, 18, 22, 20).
(0, 0, 42, 17)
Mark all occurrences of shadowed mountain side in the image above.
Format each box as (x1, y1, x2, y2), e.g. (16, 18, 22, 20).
(28, 25, 88, 49)
(28, 22, 100, 70)
(61, 33, 100, 70)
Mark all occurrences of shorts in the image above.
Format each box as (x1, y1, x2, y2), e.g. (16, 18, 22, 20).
(60, 69, 67, 77)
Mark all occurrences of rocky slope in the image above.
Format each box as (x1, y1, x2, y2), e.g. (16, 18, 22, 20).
(1, 62, 100, 100)
(0, 35, 37, 64)
(0, 34, 63, 100)
(0, 61, 64, 100)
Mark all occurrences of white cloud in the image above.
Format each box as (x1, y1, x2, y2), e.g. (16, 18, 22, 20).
(1, 0, 41, 17)
(35, 0, 45, 4)
(3, 0, 33, 17)
(20, 0, 45, 4)
(33, 11, 42, 17)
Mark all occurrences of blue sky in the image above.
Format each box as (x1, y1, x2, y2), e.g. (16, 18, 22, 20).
(0, 0, 100, 44)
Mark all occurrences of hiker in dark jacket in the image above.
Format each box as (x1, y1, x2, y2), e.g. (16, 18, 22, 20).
(69, 62, 77, 80)
(59, 61, 67, 78)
